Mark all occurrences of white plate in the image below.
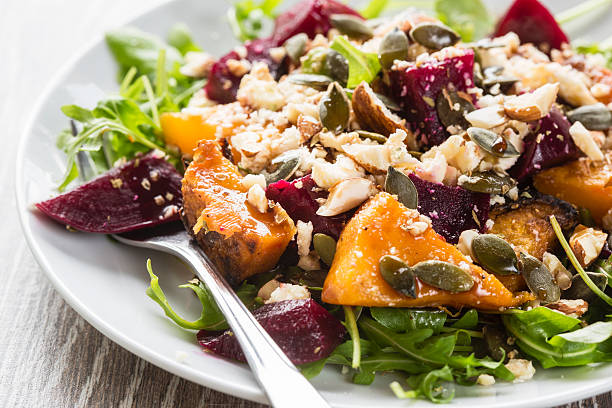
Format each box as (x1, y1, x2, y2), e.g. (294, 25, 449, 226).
(15, 0, 612, 406)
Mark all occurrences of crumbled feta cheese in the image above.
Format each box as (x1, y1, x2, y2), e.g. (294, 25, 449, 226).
(180, 51, 216, 78)
(591, 83, 611, 99)
(237, 62, 285, 111)
(297, 252, 321, 271)
(266, 283, 311, 303)
(416, 151, 447, 184)
(257, 279, 281, 301)
(317, 178, 376, 216)
(296, 220, 314, 257)
(241, 174, 267, 190)
(545, 62, 597, 107)
(247, 184, 269, 213)
(423, 135, 484, 174)
(506, 186, 519, 201)
(505, 359, 536, 383)
(342, 129, 417, 173)
(569, 121, 604, 161)
(311, 155, 365, 189)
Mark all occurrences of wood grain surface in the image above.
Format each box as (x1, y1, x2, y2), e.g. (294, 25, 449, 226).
(1, 0, 611, 407)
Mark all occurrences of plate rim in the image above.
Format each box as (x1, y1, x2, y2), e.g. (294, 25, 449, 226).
(13, 0, 612, 406)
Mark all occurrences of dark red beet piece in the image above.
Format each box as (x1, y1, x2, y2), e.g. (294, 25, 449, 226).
(271, 0, 363, 46)
(389, 49, 475, 147)
(36, 152, 182, 233)
(493, 0, 569, 53)
(205, 38, 288, 104)
(409, 173, 489, 244)
(509, 106, 580, 183)
(197, 299, 346, 364)
(266, 175, 350, 240)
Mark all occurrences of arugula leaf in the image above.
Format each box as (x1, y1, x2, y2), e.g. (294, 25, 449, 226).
(343, 306, 362, 368)
(299, 358, 329, 379)
(434, 0, 492, 42)
(451, 309, 478, 329)
(105, 27, 182, 78)
(330, 36, 381, 88)
(360, 0, 390, 19)
(502, 307, 612, 368)
(227, 0, 281, 42)
(370, 308, 447, 333)
(167, 23, 201, 55)
(399, 365, 455, 403)
(576, 37, 612, 69)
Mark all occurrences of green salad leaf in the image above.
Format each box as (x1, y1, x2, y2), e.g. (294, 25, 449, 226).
(576, 36, 612, 70)
(434, 0, 492, 43)
(370, 307, 447, 332)
(360, 0, 390, 19)
(227, 0, 282, 42)
(330, 36, 381, 88)
(167, 23, 201, 55)
(502, 307, 612, 368)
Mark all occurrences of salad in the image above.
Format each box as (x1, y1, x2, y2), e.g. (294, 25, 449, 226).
(34, 0, 612, 403)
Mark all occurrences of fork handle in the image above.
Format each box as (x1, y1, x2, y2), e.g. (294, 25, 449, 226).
(173, 241, 330, 408)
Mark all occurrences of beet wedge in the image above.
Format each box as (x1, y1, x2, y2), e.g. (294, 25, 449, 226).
(36, 151, 182, 233)
(197, 299, 346, 365)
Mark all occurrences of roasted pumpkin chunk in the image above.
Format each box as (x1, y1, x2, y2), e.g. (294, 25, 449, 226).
(182, 140, 295, 285)
(489, 193, 578, 259)
(534, 152, 612, 223)
(161, 102, 246, 154)
(322, 192, 533, 309)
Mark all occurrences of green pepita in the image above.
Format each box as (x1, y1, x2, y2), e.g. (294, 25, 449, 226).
(378, 28, 409, 70)
(458, 171, 517, 194)
(520, 252, 560, 304)
(313, 233, 337, 266)
(379, 255, 416, 298)
(283, 267, 328, 289)
(567, 103, 612, 131)
(409, 23, 460, 51)
(385, 166, 418, 209)
(412, 260, 474, 292)
(483, 325, 512, 362)
(288, 73, 333, 90)
(324, 50, 349, 87)
(284, 33, 308, 63)
(471, 234, 519, 275)
(357, 130, 387, 143)
(467, 127, 520, 158)
(376, 92, 402, 112)
(330, 14, 374, 41)
(319, 82, 350, 134)
(436, 88, 474, 130)
(265, 150, 302, 184)
(563, 272, 608, 303)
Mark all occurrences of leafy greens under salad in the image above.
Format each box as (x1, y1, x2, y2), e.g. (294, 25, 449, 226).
(35, 0, 612, 403)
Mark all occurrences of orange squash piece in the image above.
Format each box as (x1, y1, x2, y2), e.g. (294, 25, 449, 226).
(533, 152, 612, 223)
(322, 192, 533, 310)
(182, 140, 296, 285)
(161, 102, 246, 154)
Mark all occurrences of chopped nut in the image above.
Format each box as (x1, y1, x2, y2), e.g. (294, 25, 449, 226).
(542, 252, 572, 290)
(316, 178, 376, 217)
(569, 121, 604, 161)
(153, 195, 166, 206)
(179, 51, 216, 78)
(297, 115, 322, 140)
(457, 229, 479, 259)
(246, 184, 269, 213)
(241, 174, 267, 190)
(505, 359, 536, 383)
(545, 299, 589, 318)
(569, 224, 608, 267)
(149, 170, 160, 182)
(503, 83, 559, 121)
(257, 279, 281, 301)
(477, 374, 496, 386)
(141, 178, 151, 190)
(269, 47, 287, 64)
(165, 192, 174, 202)
(226, 58, 252, 77)
(311, 155, 365, 189)
(110, 178, 123, 189)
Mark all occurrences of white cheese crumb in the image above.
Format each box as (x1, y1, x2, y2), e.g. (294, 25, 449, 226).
(477, 374, 496, 386)
(241, 174, 267, 190)
(569, 121, 604, 161)
(505, 359, 536, 383)
(247, 184, 269, 213)
(266, 283, 311, 303)
(296, 220, 314, 257)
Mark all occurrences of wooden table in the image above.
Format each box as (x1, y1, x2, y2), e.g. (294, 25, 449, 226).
(0, 0, 610, 406)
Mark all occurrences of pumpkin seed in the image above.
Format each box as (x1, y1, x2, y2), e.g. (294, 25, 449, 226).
(357, 130, 387, 143)
(467, 127, 520, 158)
(324, 50, 349, 87)
(283, 267, 328, 289)
(330, 14, 374, 41)
(385, 166, 418, 209)
(288, 73, 333, 90)
(409, 23, 460, 51)
(320, 82, 350, 134)
(379, 255, 416, 298)
(313, 233, 337, 266)
(378, 28, 409, 69)
(471, 234, 519, 275)
(520, 252, 560, 304)
(458, 171, 517, 194)
(284, 33, 308, 63)
(567, 103, 612, 131)
(412, 260, 474, 292)
(376, 92, 402, 112)
(563, 272, 608, 303)
(483, 325, 512, 362)
(265, 150, 302, 184)
(436, 88, 474, 129)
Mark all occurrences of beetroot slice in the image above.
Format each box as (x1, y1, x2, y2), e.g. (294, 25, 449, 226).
(389, 49, 475, 147)
(35, 152, 182, 233)
(409, 173, 489, 244)
(271, 0, 363, 46)
(266, 175, 350, 240)
(197, 299, 346, 365)
(205, 38, 288, 104)
(493, 0, 568, 53)
(508, 106, 580, 183)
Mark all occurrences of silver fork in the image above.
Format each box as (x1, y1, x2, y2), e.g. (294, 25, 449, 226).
(113, 224, 331, 408)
